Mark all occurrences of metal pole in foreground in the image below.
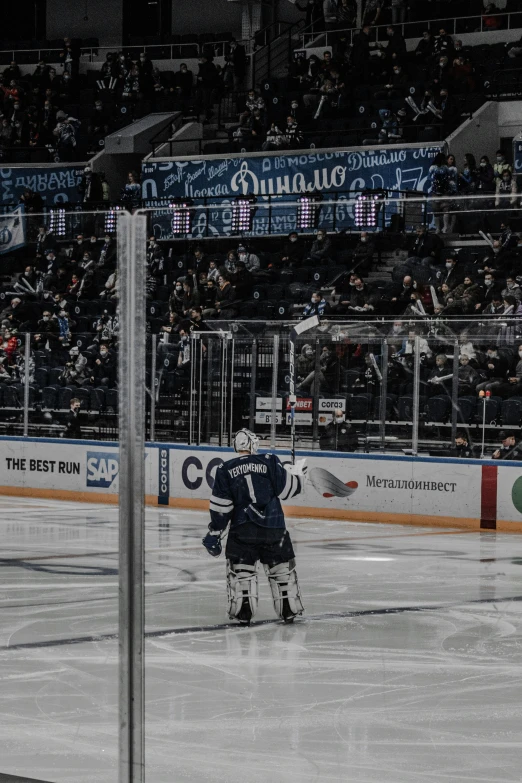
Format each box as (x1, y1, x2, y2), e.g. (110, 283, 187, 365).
(412, 335, 421, 456)
(150, 334, 157, 442)
(23, 332, 31, 437)
(118, 211, 147, 783)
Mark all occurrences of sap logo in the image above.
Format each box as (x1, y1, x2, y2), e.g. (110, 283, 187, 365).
(86, 452, 120, 488)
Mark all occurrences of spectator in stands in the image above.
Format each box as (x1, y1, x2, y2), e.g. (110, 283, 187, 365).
(363, 0, 383, 25)
(61, 346, 89, 386)
(201, 279, 217, 317)
(351, 232, 376, 276)
(310, 230, 332, 263)
(385, 26, 407, 59)
(181, 278, 200, 317)
(303, 291, 330, 317)
(121, 171, 141, 207)
(496, 169, 518, 207)
(352, 25, 372, 76)
(433, 28, 454, 58)
(215, 271, 237, 319)
(340, 276, 375, 314)
(457, 355, 480, 396)
(228, 39, 247, 89)
(494, 150, 512, 182)
(492, 431, 521, 460)
(427, 354, 452, 395)
(409, 224, 443, 263)
(451, 432, 475, 459)
(320, 407, 358, 451)
(415, 30, 434, 61)
(483, 3, 503, 31)
(196, 54, 220, 122)
(173, 63, 193, 100)
(238, 244, 260, 274)
(477, 155, 496, 193)
(53, 112, 80, 162)
(63, 397, 82, 439)
(88, 342, 116, 387)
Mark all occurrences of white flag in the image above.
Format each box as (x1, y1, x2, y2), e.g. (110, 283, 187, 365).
(0, 205, 26, 255)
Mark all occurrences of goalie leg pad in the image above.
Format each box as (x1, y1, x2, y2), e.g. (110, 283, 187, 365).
(226, 560, 258, 623)
(264, 559, 304, 622)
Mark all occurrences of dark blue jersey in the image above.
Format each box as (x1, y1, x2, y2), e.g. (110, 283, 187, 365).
(209, 453, 303, 532)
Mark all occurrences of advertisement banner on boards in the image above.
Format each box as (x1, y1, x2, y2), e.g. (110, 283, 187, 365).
(142, 144, 443, 239)
(0, 165, 85, 206)
(171, 448, 481, 521)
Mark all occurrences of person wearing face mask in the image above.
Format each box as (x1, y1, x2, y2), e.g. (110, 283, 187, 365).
(236, 244, 260, 274)
(352, 232, 376, 276)
(98, 234, 116, 268)
(63, 398, 83, 440)
(309, 230, 332, 263)
(320, 408, 358, 452)
(169, 281, 185, 316)
(502, 275, 522, 302)
(281, 232, 302, 266)
(493, 150, 512, 182)
(477, 155, 495, 193)
(451, 432, 475, 459)
(36, 310, 60, 345)
(61, 346, 88, 386)
(303, 291, 330, 318)
(438, 255, 463, 289)
(342, 276, 376, 314)
(495, 170, 518, 208)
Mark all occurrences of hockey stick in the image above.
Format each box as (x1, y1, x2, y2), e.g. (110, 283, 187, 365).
(289, 315, 319, 464)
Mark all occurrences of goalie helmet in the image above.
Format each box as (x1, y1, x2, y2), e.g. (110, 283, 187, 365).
(233, 428, 259, 455)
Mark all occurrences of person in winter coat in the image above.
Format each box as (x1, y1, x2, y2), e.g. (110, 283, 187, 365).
(60, 346, 88, 386)
(309, 230, 332, 263)
(320, 408, 358, 451)
(214, 271, 237, 319)
(303, 291, 330, 317)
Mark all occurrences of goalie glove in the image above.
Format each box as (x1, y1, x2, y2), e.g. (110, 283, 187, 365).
(284, 458, 307, 479)
(202, 529, 223, 557)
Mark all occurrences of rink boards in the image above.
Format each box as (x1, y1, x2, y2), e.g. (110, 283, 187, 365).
(1, 436, 522, 532)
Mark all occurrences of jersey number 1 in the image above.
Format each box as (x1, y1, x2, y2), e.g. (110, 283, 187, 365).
(245, 474, 257, 503)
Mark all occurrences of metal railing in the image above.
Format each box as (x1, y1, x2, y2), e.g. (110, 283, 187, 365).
(299, 9, 522, 49)
(0, 146, 57, 164)
(0, 37, 253, 67)
(252, 19, 306, 88)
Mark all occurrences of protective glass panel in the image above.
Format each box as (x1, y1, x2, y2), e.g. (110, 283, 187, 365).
(0, 207, 119, 782)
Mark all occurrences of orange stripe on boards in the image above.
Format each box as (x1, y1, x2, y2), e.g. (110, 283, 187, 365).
(2, 488, 522, 533)
(0, 486, 156, 507)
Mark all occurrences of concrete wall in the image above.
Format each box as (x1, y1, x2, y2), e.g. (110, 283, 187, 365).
(171, 0, 241, 37)
(46, 0, 123, 46)
(445, 101, 499, 165)
(498, 102, 522, 141)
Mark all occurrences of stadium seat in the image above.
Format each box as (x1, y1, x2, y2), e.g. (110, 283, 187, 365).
(426, 395, 450, 423)
(502, 396, 522, 426)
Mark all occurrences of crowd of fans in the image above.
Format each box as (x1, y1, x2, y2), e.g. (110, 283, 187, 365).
(228, 21, 498, 152)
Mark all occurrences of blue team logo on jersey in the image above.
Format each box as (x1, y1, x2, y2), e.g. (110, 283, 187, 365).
(86, 451, 120, 488)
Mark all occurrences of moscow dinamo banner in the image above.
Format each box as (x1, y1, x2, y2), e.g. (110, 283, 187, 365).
(142, 144, 444, 239)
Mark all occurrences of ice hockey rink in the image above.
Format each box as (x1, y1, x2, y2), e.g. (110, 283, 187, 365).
(1, 496, 522, 783)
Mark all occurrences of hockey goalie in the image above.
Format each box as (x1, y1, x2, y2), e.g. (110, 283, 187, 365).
(202, 429, 307, 625)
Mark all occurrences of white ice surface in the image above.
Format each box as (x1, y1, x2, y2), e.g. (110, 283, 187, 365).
(1, 497, 522, 783)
